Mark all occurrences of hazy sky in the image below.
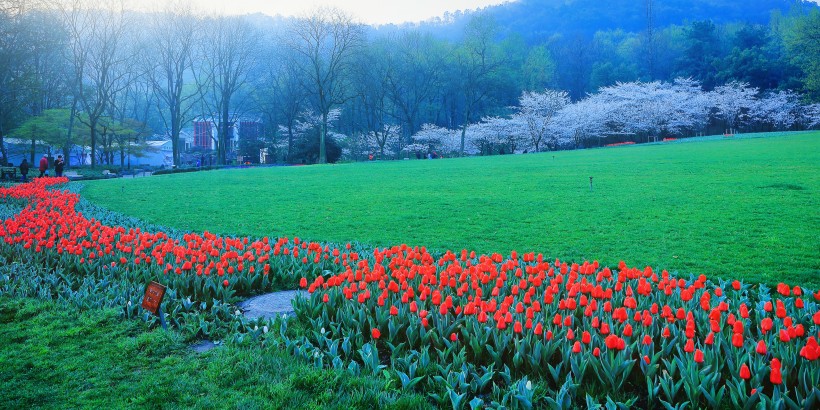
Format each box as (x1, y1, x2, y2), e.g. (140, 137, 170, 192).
(134, 0, 512, 25)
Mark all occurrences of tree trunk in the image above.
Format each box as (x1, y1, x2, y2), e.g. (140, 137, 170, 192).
(319, 111, 328, 164)
(89, 117, 97, 169)
(460, 106, 471, 157)
(0, 124, 7, 163)
(64, 100, 77, 167)
(171, 115, 181, 167)
(220, 102, 230, 165)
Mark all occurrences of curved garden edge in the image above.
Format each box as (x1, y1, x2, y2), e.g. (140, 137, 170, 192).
(1, 178, 819, 408)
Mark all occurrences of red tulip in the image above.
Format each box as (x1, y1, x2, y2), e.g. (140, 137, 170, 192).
(732, 333, 744, 348)
(694, 349, 704, 363)
(371, 328, 381, 339)
(800, 337, 819, 360)
(740, 363, 751, 379)
(605, 334, 625, 351)
(761, 318, 773, 334)
(704, 332, 714, 345)
(770, 358, 782, 385)
(572, 341, 582, 353)
(755, 340, 768, 355)
(739, 304, 749, 319)
(732, 321, 744, 334)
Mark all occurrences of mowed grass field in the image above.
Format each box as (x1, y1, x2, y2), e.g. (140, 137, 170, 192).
(82, 132, 820, 288)
(0, 297, 428, 409)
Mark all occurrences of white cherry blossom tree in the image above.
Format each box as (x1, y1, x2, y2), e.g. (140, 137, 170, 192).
(511, 89, 570, 152)
(751, 90, 801, 130)
(709, 81, 759, 133)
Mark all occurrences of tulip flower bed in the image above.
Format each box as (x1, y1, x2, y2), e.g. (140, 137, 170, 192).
(2, 178, 820, 408)
(0, 178, 297, 340)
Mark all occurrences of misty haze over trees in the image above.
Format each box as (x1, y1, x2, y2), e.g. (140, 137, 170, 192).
(1, 0, 819, 167)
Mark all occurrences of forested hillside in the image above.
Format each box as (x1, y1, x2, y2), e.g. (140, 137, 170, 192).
(484, 0, 817, 40)
(1, 0, 818, 167)
(409, 0, 819, 99)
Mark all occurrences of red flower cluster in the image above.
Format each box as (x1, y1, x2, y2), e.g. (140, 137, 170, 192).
(605, 141, 636, 147)
(3, 179, 820, 405)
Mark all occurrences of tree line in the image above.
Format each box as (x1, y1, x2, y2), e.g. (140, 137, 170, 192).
(0, 0, 818, 167)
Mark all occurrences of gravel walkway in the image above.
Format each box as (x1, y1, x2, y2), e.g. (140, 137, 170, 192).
(237, 290, 306, 320)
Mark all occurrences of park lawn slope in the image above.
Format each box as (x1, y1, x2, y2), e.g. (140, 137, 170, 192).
(81, 132, 820, 288)
(0, 297, 429, 409)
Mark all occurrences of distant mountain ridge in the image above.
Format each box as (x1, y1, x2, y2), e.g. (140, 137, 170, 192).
(459, 0, 819, 41)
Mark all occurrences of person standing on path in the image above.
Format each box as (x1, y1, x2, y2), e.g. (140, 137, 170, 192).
(38, 154, 49, 177)
(54, 155, 65, 177)
(19, 159, 29, 182)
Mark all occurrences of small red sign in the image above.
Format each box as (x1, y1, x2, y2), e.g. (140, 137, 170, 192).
(141, 281, 166, 314)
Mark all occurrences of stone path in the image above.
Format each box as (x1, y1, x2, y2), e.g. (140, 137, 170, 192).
(190, 340, 219, 353)
(236, 289, 306, 320)
(191, 290, 305, 353)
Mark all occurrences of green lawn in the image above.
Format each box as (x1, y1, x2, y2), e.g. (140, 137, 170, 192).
(81, 132, 820, 288)
(0, 297, 428, 409)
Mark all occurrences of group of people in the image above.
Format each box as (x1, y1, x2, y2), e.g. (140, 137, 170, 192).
(18, 154, 64, 182)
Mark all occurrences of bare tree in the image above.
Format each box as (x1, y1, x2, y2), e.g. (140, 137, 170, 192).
(0, 0, 69, 163)
(146, 5, 201, 167)
(455, 14, 503, 156)
(255, 43, 305, 162)
(644, 0, 656, 80)
(107, 59, 154, 167)
(287, 7, 364, 164)
(382, 31, 446, 147)
(196, 15, 259, 165)
(350, 39, 398, 158)
(61, 0, 134, 168)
